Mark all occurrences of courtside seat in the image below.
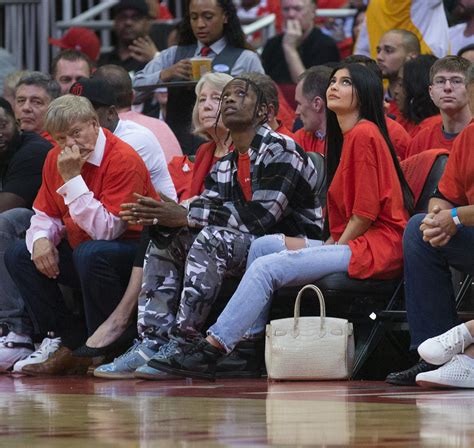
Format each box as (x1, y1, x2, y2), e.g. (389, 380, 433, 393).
(272, 151, 450, 379)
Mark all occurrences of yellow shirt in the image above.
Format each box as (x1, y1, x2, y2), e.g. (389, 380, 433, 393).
(354, 0, 449, 58)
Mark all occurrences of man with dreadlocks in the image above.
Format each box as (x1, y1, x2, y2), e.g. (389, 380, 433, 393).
(93, 74, 322, 380)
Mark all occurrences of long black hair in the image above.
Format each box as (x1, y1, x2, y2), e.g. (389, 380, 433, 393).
(325, 63, 414, 215)
(178, 0, 251, 49)
(401, 55, 439, 124)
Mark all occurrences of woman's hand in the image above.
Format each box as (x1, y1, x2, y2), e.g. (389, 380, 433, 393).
(324, 236, 335, 245)
(160, 59, 193, 81)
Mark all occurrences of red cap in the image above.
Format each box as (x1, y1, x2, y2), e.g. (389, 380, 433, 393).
(49, 27, 100, 61)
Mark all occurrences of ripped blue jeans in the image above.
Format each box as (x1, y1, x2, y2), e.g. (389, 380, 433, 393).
(207, 234, 352, 353)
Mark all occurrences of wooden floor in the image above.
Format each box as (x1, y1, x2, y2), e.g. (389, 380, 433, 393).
(0, 375, 473, 447)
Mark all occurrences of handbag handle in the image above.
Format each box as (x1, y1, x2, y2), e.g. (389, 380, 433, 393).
(293, 284, 326, 336)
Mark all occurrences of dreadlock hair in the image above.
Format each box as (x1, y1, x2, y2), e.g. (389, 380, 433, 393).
(235, 72, 274, 119)
(325, 63, 414, 217)
(178, 0, 252, 49)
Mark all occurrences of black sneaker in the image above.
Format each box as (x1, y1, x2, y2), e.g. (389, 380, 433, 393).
(215, 340, 264, 379)
(385, 360, 437, 386)
(148, 338, 224, 380)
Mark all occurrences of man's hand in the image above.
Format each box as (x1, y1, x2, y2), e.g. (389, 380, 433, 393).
(32, 238, 59, 279)
(282, 19, 304, 50)
(129, 36, 158, 63)
(420, 205, 457, 247)
(160, 60, 193, 82)
(57, 145, 87, 182)
(120, 193, 188, 227)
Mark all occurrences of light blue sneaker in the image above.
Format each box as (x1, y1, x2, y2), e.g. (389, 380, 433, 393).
(93, 339, 158, 379)
(134, 340, 180, 380)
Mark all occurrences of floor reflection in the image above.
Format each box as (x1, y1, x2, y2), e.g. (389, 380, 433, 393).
(0, 376, 472, 446)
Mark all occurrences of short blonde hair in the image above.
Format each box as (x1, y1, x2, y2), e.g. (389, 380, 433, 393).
(45, 94, 98, 136)
(192, 72, 233, 139)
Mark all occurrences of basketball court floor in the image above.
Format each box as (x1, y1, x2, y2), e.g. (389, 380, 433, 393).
(0, 375, 472, 446)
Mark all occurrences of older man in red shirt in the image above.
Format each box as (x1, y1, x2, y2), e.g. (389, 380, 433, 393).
(3, 94, 156, 375)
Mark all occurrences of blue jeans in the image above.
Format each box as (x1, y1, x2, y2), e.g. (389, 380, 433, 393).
(5, 239, 137, 349)
(404, 214, 474, 349)
(208, 234, 352, 352)
(0, 208, 34, 334)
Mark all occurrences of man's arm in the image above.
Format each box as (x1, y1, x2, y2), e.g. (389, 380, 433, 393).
(281, 20, 306, 84)
(132, 46, 190, 103)
(26, 209, 65, 253)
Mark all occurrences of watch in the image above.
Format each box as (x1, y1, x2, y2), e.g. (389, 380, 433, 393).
(451, 208, 464, 229)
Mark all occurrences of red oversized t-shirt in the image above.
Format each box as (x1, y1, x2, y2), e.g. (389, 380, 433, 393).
(33, 128, 157, 248)
(294, 128, 325, 154)
(438, 122, 474, 205)
(327, 121, 409, 280)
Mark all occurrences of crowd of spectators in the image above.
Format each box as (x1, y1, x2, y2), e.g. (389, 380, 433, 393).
(0, 0, 473, 390)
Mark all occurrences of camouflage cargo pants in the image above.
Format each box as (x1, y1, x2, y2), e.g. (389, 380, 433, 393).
(138, 225, 256, 343)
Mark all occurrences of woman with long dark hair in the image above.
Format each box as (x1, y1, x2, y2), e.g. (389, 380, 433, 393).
(394, 54, 440, 137)
(149, 63, 414, 380)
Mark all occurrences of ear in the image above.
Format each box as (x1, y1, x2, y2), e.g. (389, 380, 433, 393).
(108, 105, 118, 119)
(406, 51, 418, 61)
(223, 12, 228, 24)
(312, 96, 323, 113)
(91, 118, 100, 131)
(428, 85, 434, 101)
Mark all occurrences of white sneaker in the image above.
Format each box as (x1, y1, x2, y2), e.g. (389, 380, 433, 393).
(416, 355, 474, 389)
(418, 324, 473, 365)
(0, 332, 34, 371)
(12, 337, 61, 373)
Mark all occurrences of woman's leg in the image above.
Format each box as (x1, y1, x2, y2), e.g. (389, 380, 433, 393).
(242, 237, 323, 340)
(208, 243, 351, 352)
(245, 234, 287, 268)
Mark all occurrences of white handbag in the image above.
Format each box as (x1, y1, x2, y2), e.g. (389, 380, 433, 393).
(265, 284, 355, 380)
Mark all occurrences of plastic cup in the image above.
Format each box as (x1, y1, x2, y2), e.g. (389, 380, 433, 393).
(190, 57, 212, 81)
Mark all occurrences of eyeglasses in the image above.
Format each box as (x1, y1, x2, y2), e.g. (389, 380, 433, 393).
(432, 77, 465, 89)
